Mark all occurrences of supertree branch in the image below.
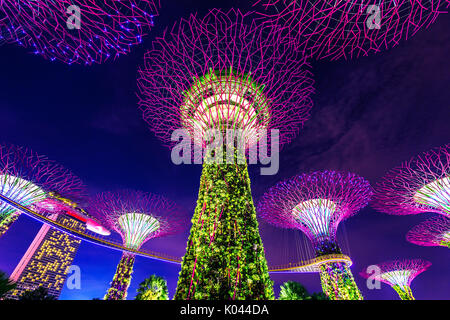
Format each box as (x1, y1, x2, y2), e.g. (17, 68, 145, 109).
(137, 8, 315, 300)
(406, 216, 450, 248)
(89, 190, 186, 300)
(137, 8, 314, 154)
(360, 259, 432, 300)
(89, 190, 185, 249)
(257, 171, 372, 255)
(0, 0, 159, 65)
(254, 0, 449, 60)
(0, 143, 86, 237)
(373, 144, 450, 217)
(257, 170, 372, 300)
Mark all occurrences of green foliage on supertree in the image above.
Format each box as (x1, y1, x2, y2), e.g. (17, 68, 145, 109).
(104, 253, 135, 300)
(0, 212, 20, 238)
(392, 285, 415, 300)
(0, 271, 16, 298)
(174, 150, 274, 300)
(18, 286, 56, 301)
(135, 274, 169, 300)
(278, 281, 330, 300)
(319, 262, 363, 300)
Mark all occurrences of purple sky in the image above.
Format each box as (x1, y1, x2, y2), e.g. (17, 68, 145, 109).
(0, 1, 448, 300)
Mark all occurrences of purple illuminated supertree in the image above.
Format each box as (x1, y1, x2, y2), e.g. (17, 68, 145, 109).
(360, 259, 431, 300)
(0, 0, 159, 64)
(257, 171, 372, 300)
(373, 144, 450, 217)
(137, 9, 314, 300)
(407, 216, 450, 248)
(255, 0, 449, 60)
(89, 190, 186, 300)
(0, 143, 85, 237)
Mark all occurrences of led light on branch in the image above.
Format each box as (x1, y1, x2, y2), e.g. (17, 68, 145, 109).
(373, 144, 450, 217)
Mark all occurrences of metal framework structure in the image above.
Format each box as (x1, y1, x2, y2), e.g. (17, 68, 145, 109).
(406, 215, 450, 248)
(0, 144, 85, 237)
(0, 0, 159, 64)
(257, 170, 372, 300)
(88, 189, 186, 300)
(255, 0, 449, 60)
(360, 259, 432, 300)
(137, 8, 314, 153)
(137, 8, 315, 300)
(373, 144, 450, 217)
(1, 191, 355, 273)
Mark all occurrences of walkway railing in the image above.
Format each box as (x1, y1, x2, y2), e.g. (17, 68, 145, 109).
(0, 194, 353, 272)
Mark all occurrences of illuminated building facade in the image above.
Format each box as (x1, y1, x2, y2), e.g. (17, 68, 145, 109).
(6, 211, 85, 299)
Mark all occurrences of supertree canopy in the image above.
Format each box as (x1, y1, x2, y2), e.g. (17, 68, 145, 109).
(360, 259, 431, 300)
(0, 0, 159, 65)
(137, 8, 314, 300)
(255, 0, 449, 60)
(89, 190, 185, 300)
(406, 216, 450, 248)
(257, 170, 372, 300)
(373, 144, 450, 217)
(0, 144, 85, 237)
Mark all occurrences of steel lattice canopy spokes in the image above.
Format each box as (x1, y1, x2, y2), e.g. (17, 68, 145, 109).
(414, 177, 450, 215)
(117, 212, 161, 250)
(180, 69, 271, 148)
(0, 174, 46, 217)
(0, 192, 341, 273)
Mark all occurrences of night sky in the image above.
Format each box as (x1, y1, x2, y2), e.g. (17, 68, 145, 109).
(0, 1, 449, 300)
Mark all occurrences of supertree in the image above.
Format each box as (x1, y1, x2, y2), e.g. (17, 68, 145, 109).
(0, 143, 85, 237)
(254, 0, 449, 60)
(372, 144, 450, 218)
(257, 171, 372, 300)
(407, 216, 450, 248)
(0, 0, 159, 65)
(89, 190, 186, 300)
(137, 8, 314, 300)
(360, 259, 431, 300)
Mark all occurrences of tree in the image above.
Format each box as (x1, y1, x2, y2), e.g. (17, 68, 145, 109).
(278, 281, 310, 300)
(278, 281, 329, 300)
(19, 287, 56, 300)
(310, 292, 329, 300)
(174, 151, 274, 299)
(0, 271, 16, 298)
(135, 275, 169, 300)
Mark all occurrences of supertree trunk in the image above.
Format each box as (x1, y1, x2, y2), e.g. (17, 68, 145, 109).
(0, 212, 20, 238)
(316, 242, 363, 300)
(319, 261, 363, 300)
(393, 285, 415, 300)
(175, 151, 274, 300)
(105, 253, 135, 300)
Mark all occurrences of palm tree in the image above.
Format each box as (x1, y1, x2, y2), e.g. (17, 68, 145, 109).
(278, 281, 310, 300)
(19, 287, 56, 300)
(135, 275, 169, 300)
(278, 281, 329, 300)
(0, 271, 16, 298)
